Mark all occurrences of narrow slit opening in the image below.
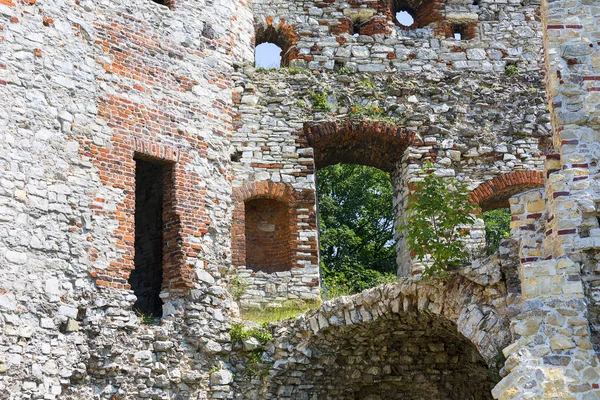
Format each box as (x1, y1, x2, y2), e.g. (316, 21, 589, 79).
(130, 158, 165, 318)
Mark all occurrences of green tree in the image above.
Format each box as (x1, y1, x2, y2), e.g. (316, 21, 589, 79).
(317, 164, 397, 296)
(399, 166, 476, 278)
(482, 208, 511, 255)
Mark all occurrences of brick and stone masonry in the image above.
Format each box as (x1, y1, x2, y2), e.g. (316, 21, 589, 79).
(0, 0, 599, 398)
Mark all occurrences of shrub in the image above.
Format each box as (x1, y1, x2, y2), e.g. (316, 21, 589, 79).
(399, 164, 476, 278)
(505, 65, 519, 77)
(309, 91, 331, 111)
(482, 208, 511, 255)
(321, 262, 397, 299)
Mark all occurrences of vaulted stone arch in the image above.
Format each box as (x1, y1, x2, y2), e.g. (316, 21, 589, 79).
(267, 275, 510, 399)
(471, 171, 545, 212)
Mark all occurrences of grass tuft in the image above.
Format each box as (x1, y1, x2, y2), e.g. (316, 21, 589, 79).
(241, 299, 321, 324)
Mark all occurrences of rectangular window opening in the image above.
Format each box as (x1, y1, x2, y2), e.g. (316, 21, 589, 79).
(130, 157, 166, 318)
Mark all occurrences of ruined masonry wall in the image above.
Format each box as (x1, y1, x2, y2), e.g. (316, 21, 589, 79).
(252, 0, 543, 73)
(489, 1, 600, 398)
(232, 69, 550, 292)
(0, 0, 254, 398)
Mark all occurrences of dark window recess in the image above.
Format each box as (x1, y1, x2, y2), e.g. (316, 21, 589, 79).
(453, 25, 464, 40)
(130, 158, 165, 317)
(450, 23, 477, 40)
(245, 198, 292, 273)
(151, 0, 171, 7)
(230, 150, 242, 162)
(353, 22, 362, 36)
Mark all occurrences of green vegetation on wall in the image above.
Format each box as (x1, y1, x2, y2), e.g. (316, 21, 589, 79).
(482, 208, 511, 255)
(399, 165, 476, 278)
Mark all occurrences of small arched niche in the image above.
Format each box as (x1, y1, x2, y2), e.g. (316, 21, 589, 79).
(255, 42, 283, 69)
(245, 198, 292, 273)
(391, 0, 427, 29)
(254, 25, 293, 68)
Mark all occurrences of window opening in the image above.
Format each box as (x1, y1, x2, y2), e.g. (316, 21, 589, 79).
(482, 208, 511, 255)
(453, 25, 464, 40)
(245, 198, 292, 272)
(353, 22, 361, 37)
(130, 158, 165, 317)
(255, 42, 282, 69)
(317, 164, 397, 298)
(396, 10, 415, 27)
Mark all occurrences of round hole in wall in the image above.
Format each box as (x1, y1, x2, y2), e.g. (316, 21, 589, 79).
(255, 42, 282, 69)
(395, 10, 414, 27)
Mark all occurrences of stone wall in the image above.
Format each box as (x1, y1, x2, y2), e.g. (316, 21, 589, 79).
(1, 0, 599, 398)
(0, 0, 254, 397)
(232, 68, 550, 293)
(236, 267, 512, 399)
(251, 0, 543, 73)
(486, 1, 600, 398)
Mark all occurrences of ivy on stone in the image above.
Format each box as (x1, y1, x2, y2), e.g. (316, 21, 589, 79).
(400, 164, 476, 278)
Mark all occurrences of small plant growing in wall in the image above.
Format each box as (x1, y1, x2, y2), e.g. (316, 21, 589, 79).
(337, 66, 353, 75)
(230, 323, 274, 377)
(134, 308, 158, 325)
(350, 103, 382, 118)
(504, 64, 519, 77)
(309, 91, 331, 111)
(227, 276, 249, 301)
(399, 163, 476, 278)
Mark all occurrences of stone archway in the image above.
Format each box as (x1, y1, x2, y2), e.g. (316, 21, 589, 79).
(254, 17, 299, 67)
(303, 119, 416, 276)
(267, 275, 511, 399)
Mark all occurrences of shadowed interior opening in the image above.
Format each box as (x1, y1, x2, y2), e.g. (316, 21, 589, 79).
(130, 158, 165, 317)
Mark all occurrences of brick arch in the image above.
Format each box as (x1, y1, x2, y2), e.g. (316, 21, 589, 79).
(471, 171, 545, 212)
(303, 120, 415, 172)
(267, 275, 510, 397)
(233, 181, 296, 204)
(388, 0, 446, 29)
(254, 17, 299, 67)
(232, 182, 299, 273)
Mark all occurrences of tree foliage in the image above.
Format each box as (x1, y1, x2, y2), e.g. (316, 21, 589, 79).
(317, 164, 397, 297)
(399, 166, 476, 278)
(482, 208, 511, 255)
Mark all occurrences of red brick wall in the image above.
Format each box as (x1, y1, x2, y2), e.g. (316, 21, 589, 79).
(232, 182, 318, 273)
(245, 198, 292, 272)
(78, 12, 232, 295)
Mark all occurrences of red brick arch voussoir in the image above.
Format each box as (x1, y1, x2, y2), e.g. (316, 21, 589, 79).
(303, 119, 415, 172)
(470, 171, 545, 212)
